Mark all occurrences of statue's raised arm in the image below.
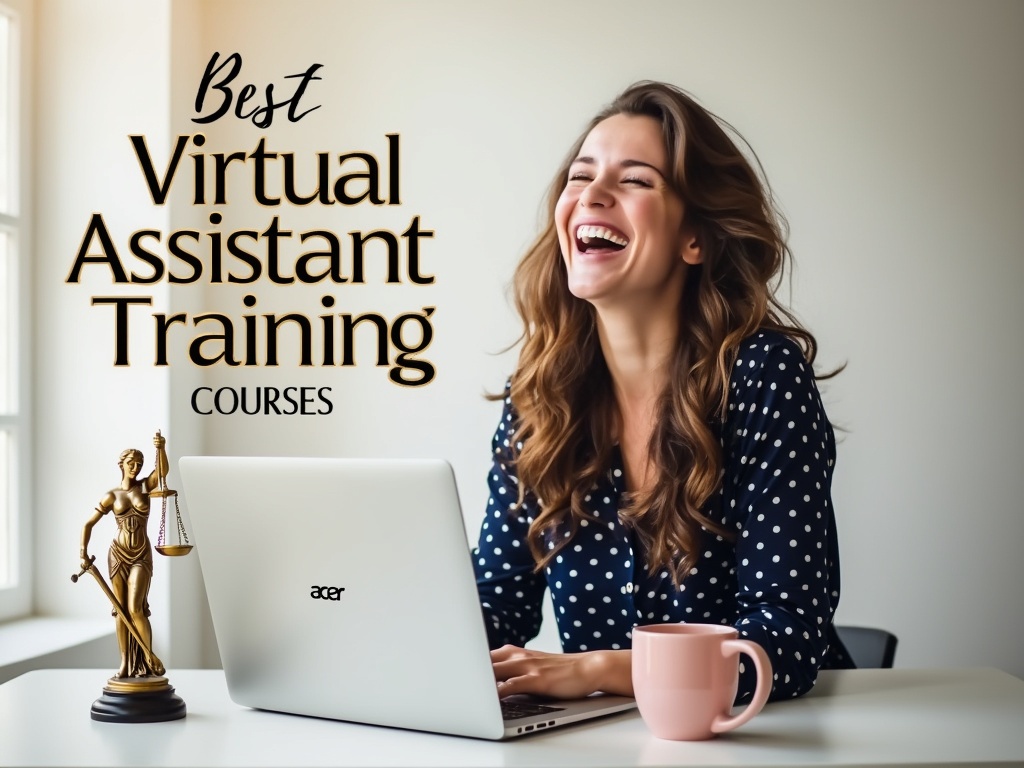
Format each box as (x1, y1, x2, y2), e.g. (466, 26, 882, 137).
(144, 431, 168, 493)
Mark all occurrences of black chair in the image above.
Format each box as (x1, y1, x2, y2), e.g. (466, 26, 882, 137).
(836, 625, 898, 669)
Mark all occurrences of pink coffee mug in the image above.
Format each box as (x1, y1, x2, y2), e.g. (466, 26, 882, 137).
(631, 623, 772, 741)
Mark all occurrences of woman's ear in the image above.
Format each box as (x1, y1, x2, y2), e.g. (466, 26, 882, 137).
(681, 232, 703, 265)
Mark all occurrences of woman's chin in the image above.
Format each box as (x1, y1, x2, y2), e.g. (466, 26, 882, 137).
(566, 276, 613, 303)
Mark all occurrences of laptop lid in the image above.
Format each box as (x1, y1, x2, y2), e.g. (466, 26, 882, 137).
(179, 456, 634, 740)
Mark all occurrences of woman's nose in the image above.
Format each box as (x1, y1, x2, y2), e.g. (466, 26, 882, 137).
(578, 174, 613, 208)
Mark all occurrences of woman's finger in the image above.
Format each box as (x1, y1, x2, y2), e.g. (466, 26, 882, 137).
(496, 674, 539, 698)
(489, 644, 528, 662)
(492, 657, 533, 681)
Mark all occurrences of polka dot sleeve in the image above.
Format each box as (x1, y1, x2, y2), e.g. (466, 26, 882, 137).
(471, 394, 547, 648)
(725, 333, 840, 701)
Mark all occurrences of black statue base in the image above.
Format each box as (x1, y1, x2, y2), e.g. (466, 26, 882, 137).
(91, 678, 186, 723)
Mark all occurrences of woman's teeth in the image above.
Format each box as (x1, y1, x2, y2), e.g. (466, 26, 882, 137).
(576, 225, 628, 247)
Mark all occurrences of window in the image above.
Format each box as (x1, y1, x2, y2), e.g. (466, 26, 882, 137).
(0, 1, 28, 621)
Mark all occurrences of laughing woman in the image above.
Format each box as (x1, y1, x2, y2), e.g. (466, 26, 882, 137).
(474, 81, 851, 704)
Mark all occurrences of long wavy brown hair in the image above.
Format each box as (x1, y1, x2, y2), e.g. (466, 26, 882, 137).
(504, 81, 826, 585)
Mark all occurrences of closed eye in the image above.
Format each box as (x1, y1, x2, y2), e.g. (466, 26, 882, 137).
(622, 175, 652, 187)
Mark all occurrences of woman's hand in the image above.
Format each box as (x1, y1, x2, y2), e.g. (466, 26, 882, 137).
(490, 645, 634, 699)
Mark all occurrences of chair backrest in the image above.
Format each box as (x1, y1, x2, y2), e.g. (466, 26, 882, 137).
(836, 625, 898, 669)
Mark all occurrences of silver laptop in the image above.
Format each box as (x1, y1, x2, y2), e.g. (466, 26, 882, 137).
(178, 456, 636, 740)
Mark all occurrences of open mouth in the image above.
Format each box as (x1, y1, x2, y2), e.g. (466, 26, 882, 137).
(575, 224, 629, 254)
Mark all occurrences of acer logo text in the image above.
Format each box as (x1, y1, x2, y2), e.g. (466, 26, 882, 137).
(310, 586, 346, 601)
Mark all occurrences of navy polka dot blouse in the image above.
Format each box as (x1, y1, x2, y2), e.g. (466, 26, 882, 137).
(473, 331, 852, 703)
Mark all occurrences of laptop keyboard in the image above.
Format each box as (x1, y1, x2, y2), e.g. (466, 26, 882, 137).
(500, 700, 566, 721)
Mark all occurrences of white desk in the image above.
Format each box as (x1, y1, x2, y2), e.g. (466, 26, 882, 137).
(1, 668, 1023, 767)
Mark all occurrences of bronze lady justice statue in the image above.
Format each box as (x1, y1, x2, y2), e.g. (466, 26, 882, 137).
(74, 431, 185, 721)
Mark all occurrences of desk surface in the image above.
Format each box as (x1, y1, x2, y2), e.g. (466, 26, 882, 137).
(1, 668, 1023, 768)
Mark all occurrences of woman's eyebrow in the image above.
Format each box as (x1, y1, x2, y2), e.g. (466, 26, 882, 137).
(571, 156, 667, 178)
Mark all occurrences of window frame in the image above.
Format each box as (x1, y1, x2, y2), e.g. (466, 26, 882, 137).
(0, 0, 31, 622)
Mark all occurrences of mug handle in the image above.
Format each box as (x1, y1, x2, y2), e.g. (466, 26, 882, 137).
(710, 638, 772, 735)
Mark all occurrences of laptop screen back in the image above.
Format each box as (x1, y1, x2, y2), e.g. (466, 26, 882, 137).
(179, 456, 507, 739)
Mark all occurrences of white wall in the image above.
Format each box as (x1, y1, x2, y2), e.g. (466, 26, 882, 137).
(30, 1, 1024, 676)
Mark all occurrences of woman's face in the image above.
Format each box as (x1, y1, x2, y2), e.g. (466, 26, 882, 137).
(555, 114, 700, 309)
(122, 456, 142, 480)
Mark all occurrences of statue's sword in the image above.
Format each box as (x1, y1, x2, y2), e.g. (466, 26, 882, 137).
(72, 556, 165, 676)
